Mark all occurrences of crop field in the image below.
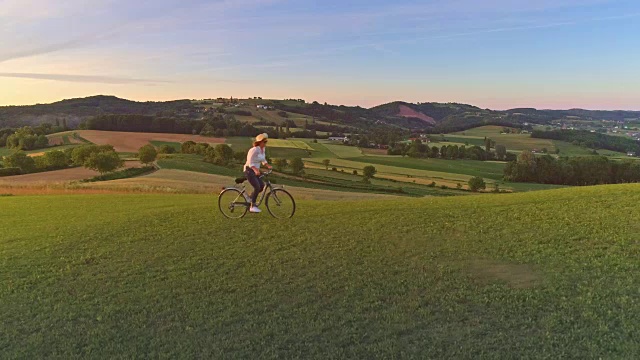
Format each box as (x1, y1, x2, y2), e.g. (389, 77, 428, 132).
(0, 161, 143, 184)
(346, 156, 506, 180)
(266, 139, 314, 151)
(75, 130, 224, 152)
(320, 142, 364, 158)
(2, 184, 639, 357)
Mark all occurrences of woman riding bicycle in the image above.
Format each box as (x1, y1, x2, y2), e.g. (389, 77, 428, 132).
(244, 133, 272, 213)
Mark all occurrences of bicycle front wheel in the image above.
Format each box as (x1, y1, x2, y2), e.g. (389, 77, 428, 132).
(218, 188, 248, 219)
(266, 189, 296, 219)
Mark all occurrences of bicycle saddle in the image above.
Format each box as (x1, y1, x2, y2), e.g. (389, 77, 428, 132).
(235, 177, 247, 184)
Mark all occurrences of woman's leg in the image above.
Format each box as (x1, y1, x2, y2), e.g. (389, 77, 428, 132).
(245, 170, 262, 205)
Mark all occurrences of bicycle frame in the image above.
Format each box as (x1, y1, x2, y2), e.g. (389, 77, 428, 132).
(222, 171, 283, 207)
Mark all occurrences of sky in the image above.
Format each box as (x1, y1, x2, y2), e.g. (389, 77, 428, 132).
(1, 0, 639, 110)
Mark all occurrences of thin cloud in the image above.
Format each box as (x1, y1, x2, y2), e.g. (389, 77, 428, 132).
(0, 72, 172, 85)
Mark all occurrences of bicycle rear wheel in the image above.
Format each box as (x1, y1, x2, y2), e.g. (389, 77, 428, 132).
(265, 189, 296, 219)
(218, 188, 249, 219)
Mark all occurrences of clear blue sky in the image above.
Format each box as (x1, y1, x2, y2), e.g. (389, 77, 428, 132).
(1, 0, 639, 109)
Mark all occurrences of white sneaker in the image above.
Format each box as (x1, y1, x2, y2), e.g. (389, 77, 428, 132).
(250, 206, 262, 213)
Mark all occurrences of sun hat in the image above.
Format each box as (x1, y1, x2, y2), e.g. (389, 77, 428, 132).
(255, 133, 269, 142)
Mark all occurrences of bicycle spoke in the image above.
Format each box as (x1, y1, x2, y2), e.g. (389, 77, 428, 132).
(266, 189, 295, 219)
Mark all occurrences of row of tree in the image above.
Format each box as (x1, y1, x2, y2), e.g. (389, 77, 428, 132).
(532, 129, 640, 153)
(0, 124, 69, 150)
(504, 151, 640, 185)
(0, 144, 124, 175)
(387, 140, 516, 161)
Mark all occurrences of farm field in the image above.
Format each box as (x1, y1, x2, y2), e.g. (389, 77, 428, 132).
(72, 169, 400, 200)
(2, 185, 639, 357)
(75, 130, 224, 152)
(0, 144, 80, 157)
(344, 156, 506, 180)
(0, 161, 143, 185)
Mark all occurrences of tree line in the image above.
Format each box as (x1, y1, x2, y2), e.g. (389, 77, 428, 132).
(504, 151, 640, 185)
(1, 124, 67, 150)
(531, 130, 640, 153)
(0, 145, 123, 176)
(386, 139, 516, 161)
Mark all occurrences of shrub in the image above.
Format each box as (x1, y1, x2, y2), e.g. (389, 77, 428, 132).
(428, 182, 436, 187)
(352, 170, 358, 175)
(44, 151, 69, 169)
(233, 151, 246, 162)
(158, 145, 176, 154)
(468, 176, 487, 192)
(0, 167, 21, 177)
(290, 158, 304, 175)
(363, 165, 377, 179)
(273, 158, 288, 171)
(71, 145, 116, 166)
(85, 151, 124, 174)
(440, 185, 448, 189)
(332, 167, 337, 171)
(3, 152, 36, 173)
(181, 141, 197, 154)
(138, 145, 158, 165)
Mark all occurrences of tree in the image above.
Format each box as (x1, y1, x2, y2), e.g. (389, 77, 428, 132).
(36, 135, 49, 148)
(484, 137, 492, 152)
(84, 151, 123, 174)
(495, 145, 507, 161)
(273, 158, 288, 171)
(213, 144, 234, 165)
(322, 159, 331, 170)
(138, 144, 158, 165)
(44, 150, 69, 169)
(3, 151, 36, 173)
(158, 145, 176, 154)
(181, 141, 197, 154)
(468, 176, 486, 192)
(363, 165, 377, 179)
(71, 145, 115, 166)
(290, 158, 305, 175)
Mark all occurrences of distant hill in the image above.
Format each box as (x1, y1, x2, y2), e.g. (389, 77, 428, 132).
(2, 95, 639, 133)
(0, 95, 196, 128)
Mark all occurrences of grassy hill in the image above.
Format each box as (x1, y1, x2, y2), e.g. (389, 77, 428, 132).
(2, 185, 639, 358)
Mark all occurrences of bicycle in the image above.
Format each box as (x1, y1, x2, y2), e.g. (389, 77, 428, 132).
(218, 169, 296, 219)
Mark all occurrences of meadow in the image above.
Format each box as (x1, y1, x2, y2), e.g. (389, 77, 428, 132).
(2, 184, 639, 357)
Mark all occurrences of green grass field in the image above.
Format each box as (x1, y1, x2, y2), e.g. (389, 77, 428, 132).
(349, 156, 506, 180)
(2, 184, 639, 357)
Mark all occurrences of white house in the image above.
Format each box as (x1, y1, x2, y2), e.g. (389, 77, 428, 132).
(328, 136, 348, 142)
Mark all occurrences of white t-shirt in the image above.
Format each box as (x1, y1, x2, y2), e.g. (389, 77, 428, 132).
(244, 146, 267, 170)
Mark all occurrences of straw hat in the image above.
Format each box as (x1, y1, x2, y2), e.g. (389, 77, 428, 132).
(255, 133, 268, 142)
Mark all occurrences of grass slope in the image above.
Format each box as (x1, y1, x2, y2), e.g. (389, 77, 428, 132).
(2, 185, 639, 358)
